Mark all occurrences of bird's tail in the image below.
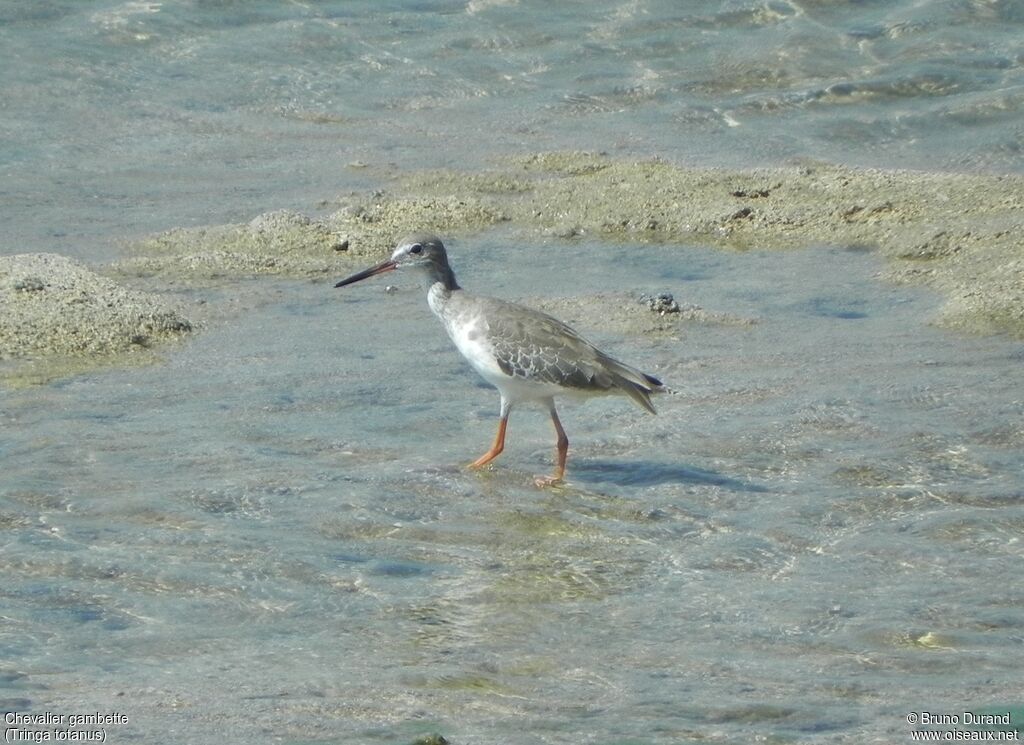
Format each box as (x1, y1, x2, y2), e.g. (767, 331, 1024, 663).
(601, 356, 670, 414)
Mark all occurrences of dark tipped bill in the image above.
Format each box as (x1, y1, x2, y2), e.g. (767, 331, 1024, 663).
(334, 259, 397, 288)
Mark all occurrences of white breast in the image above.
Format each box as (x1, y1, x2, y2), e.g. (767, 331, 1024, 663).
(428, 283, 569, 403)
(446, 306, 507, 385)
(429, 284, 509, 388)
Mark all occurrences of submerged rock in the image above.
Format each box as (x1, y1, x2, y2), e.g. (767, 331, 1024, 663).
(410, 735, 449, 745)
(640, 292, 681, 315)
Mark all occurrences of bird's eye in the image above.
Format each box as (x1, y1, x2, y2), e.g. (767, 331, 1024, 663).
(410, 244, 423, 255)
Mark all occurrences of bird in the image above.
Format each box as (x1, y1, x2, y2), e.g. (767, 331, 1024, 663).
(334, 233, 667, 486)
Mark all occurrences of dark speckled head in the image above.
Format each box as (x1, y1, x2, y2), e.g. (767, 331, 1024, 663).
(334, 233, 459, 291)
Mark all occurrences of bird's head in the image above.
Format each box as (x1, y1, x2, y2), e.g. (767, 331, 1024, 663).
(334, 234, 456, 290)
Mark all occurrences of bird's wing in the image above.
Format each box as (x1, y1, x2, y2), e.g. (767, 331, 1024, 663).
(478, 297, 660, 410)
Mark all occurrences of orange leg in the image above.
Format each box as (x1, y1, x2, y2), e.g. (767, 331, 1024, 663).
(534, 405, 569, 487)
(469, 414, 508, 469)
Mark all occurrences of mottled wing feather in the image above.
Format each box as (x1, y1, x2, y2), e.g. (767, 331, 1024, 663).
(478, 296, 661, 412)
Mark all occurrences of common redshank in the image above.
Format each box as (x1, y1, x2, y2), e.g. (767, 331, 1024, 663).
(335, 234, 666, 485)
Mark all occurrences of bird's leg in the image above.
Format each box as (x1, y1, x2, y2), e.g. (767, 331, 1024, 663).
(468, 414, 508, 469)
(534, 402, 568, 487)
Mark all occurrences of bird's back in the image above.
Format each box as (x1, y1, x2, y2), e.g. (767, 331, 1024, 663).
(435, 289, 664, 411)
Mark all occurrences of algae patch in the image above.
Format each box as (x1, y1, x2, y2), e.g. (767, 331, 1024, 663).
(0, 253, 192, 386)
(112, 152, 1024, 339)
(115, 209, 349, 281)
(114, 199, 508, 282)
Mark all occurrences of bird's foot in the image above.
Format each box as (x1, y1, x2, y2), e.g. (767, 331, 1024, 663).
(467, 453, 499, 471)
(468, 446, 503, 470)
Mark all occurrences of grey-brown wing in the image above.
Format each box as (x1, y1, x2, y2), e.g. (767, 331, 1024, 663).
(479, 297, 661, 410)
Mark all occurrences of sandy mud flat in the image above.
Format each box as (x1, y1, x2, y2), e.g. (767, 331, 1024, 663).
(3, 153, 1021, 385)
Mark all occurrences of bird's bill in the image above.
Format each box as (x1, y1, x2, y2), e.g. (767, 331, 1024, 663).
(334, 259, 397, 288)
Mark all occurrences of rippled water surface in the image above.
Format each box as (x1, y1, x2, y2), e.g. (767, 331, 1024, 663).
(3, 1, 1024, 741)
(3, 236, 1023, 742)
(2, 0, 1023, 259)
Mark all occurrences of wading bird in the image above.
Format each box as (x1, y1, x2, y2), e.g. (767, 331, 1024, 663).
(335, 234, 666, 485)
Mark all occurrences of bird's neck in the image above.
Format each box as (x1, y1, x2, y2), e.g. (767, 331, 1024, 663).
(428, 263, 459, 292)
(427, 280, 458, 318)
(424, 263, 460, 319)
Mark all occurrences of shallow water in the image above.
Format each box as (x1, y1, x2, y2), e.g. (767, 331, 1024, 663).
(2, 235, 1022, 742)
(3, 0, 1023, 260)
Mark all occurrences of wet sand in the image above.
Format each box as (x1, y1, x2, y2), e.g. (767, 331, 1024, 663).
(3, 154, 1022, 385)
